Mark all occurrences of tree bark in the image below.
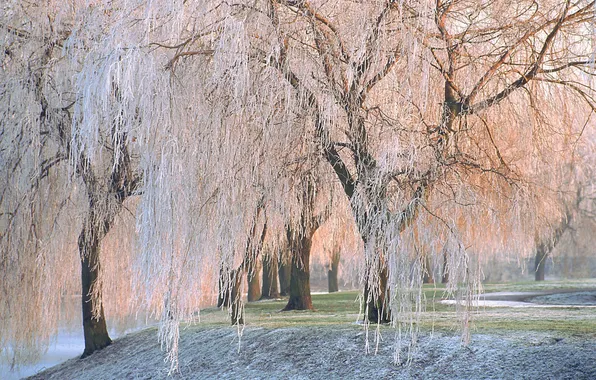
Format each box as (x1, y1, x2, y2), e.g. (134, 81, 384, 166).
(261, 253, 280, 299)
(278, 254, 291, 297)
(363, 262, 390, 324)
(283, 230, 314, 311)
(79, 226, 112, 358)
(230, 269, 244, 325)
(534, 210, 573, 281)
(327, 250, 340, 293)
(535, 249, 547, 281)
(247, 259, 261, 302)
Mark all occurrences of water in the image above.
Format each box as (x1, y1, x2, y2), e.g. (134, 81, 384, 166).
(0, 329, 85, 380)
(0, 320, 153, 379)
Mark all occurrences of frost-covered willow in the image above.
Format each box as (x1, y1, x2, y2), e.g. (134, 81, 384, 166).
(1, 0, 596, 372)
(209, 0, 596, 343)
(0, 1, 147, 362)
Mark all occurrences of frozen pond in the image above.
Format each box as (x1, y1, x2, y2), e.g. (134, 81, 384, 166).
(0, 330, 85, 380)
(0, 321, 153, 379)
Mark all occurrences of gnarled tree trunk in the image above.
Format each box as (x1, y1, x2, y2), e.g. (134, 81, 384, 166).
(217, 268, 231, 307)
(230, 269, 244, 325)
(535, 248, 547, 281)
(423, 253, 434, 284)
(76, 134, 139, 357)
(441, 250, 449, 284)
(363, 261, 390, 324)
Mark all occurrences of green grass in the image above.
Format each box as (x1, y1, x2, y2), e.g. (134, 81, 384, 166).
(480, 278, 596, 293)
(195, 280, 596, 336)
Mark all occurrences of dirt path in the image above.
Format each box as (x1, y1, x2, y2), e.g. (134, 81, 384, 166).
(442, 289, 596, 308)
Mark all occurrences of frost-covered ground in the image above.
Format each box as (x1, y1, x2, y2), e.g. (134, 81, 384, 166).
(27, 325, 596, 380)
(16, 288, 596, 379)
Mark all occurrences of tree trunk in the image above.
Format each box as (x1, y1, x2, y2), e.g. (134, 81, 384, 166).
(217, 268, 232, 307)
(327, 250, 340, 293)
(441, 250, 449, 284)
(230, 269, 244, 325)
(535, 249, 547, 281)
(261, 254, 280, 299)
(283, 232, 314, 311)
(423, 253, 434, 284)
(247, 260, 261, 302)
(79, 228, 112, 358)
(278, 254, 291, 297)
(363, 262, 390, 324)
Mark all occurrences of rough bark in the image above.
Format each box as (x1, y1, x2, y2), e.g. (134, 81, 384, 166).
(534, 208, 574, 281)
(278, 254, 291, 297)
(79, 225, 112, 358)
(261, 253, 280, 299)
(441, 250, 449, 284)
(76, 128, 139, 357)
(327, 250, 340, 293)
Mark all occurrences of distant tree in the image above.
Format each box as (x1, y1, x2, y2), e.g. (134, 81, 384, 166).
(278, 252, 292, 297)
(261, 250, 280, 299)
(328, 249, 341, 293)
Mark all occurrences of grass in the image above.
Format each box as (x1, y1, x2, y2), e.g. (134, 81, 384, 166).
(480, 278, 596, 293)
(193, 279, 596, 338)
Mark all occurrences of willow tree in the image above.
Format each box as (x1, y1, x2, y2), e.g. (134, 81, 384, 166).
(0, 3, 145, 361)
(3, 0, 595, 372)
(282, 171, 332, 311)
(533, 143, 596, 281)
(189, 0, 587, 330)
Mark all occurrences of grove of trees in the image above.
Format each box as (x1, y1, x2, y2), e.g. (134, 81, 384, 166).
(1, 0, 595, 371)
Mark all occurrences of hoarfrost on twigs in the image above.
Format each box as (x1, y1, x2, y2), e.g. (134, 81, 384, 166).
(1, 0, 595, 372)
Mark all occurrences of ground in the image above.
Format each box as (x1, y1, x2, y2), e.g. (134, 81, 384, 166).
(27, 326, 596, 379)
(25, 280, 596, 379)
